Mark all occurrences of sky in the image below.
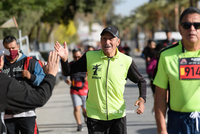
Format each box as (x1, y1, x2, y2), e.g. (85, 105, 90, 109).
(114, 0, 149, 17)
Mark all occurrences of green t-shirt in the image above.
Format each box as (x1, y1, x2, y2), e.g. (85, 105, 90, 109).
(153, 41, 200, 112)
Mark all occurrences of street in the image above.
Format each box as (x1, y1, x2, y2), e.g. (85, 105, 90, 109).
(35, 54, 157, 134)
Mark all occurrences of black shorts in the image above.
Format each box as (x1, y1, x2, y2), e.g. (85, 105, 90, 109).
(87, 116, 127, 134)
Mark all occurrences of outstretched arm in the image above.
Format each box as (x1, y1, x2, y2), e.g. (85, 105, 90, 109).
(6, 51, 60, 111)
(54, 41, 68, 62)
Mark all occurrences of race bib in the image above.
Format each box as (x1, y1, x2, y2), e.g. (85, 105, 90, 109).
(72, 80, 83, 88)
(71, 78, 85, 90)
(179, 57, 200, 79)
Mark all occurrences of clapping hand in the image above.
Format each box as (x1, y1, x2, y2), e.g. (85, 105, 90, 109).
(54, 41, 68, 62)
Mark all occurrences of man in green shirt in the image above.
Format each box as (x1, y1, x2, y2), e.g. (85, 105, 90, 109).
(154, 7, 200, 134)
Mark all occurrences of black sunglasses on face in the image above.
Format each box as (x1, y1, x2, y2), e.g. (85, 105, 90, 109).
(181, 22, 200, 30)
(73, 56, 81, 59)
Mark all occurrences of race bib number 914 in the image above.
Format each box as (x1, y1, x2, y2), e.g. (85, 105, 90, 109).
(179, 57, 200, 79)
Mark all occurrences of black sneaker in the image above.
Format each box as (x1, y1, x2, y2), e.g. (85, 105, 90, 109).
(77, 124, 83, 131)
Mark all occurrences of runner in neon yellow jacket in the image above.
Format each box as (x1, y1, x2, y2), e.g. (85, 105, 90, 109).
(55, 26, 146, 134)
(61, 49, 146, 120)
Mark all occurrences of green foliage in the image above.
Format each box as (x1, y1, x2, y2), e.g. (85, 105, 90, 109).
(0, 0, 114, 45)
(54, 20, 77, 44)
(0, 0, 62, 38)
(127, 0, 189, 32)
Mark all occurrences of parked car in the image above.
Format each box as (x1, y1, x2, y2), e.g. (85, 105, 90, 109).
(29, 51, 45, 62)
(29, 51, 62, 85)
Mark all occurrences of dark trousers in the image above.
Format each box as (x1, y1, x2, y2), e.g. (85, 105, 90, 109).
(167, 110, 200, 134)
(87, 116, 127, 134)
(5, 116, 38, 134)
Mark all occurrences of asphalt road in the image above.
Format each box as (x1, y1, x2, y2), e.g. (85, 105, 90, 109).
(35, 53, 158, 134)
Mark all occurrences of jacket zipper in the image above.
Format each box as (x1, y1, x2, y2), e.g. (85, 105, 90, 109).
(105, 58, 111, 120)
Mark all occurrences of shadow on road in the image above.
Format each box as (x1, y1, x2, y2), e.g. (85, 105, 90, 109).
(136, 128, 157, 134)
(38, 123, 86, 128)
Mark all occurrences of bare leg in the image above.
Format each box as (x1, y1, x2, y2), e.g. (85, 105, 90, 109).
(74, 105, 81, 125)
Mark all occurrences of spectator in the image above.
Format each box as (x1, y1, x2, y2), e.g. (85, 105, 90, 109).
(123, 42, 131, 56)
(163, 30, 176, 47)
(2, 35, 45, 134)
(87, 45, 95, 52)
(141, 39, 156, 80)
(0, 48, 59, 134)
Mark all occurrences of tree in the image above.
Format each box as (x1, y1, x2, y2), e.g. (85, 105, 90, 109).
(111, 0, 190, 51)
(0, 0, 113, 48)
(0, 0, 64, 38)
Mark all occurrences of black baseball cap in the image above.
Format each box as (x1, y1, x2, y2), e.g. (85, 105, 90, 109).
(0, 43, 10, 56)
(100, 26, 119, 38)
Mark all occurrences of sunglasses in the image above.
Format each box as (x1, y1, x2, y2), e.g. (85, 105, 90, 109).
(181, 22, 200, 30)
(73, 56, 81, 59)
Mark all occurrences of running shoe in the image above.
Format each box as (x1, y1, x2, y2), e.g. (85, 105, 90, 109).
(77, 124, 83, 131)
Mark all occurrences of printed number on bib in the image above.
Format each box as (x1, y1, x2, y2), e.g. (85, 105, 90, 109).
(179, 57, 200, 79)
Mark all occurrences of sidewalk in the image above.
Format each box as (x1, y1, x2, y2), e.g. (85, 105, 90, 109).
(36, 55, 157, 134)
